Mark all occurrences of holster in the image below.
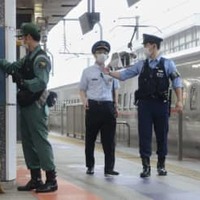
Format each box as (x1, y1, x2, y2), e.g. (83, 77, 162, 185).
(134, 90, 140, 105)
(46, 91, 58, 107)
(17, 90, 43, 107)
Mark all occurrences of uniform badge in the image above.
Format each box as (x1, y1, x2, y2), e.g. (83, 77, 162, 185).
(157, 69, 164, 78)
(39, 61, 47, 68)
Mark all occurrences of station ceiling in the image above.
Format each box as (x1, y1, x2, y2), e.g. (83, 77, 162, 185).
(16, 0, 82, 30)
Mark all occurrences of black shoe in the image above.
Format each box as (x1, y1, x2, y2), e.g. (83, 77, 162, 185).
(17, 179, 44, 191)
(104, 170, 119, 176)
(157, 167, 167, 176)
(140, 166, 151, 178)
(86, 167, 94, 175)
(35, 180, 58, 193)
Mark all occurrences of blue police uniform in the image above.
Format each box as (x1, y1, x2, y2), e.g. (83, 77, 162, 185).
(119, 34, 182, 177)
(79, 40, 120, 175)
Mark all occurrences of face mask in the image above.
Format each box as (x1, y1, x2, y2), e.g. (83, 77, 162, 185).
(144, 48, 151, 57)
(96, 53, 108, 64)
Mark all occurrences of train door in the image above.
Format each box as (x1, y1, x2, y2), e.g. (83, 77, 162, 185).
(182, 81, 200, 152)
(189, 83, 199, 111)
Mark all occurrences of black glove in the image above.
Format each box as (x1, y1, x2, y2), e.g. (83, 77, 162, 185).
(12, 72, 25, 89)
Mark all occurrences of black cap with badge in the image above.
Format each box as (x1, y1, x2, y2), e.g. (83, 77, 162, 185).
(142, 34, 163, 46)
(91, 40, 111, 54)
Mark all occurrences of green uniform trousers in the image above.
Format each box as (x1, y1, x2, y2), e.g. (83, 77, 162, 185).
(20, 102, 55, 171)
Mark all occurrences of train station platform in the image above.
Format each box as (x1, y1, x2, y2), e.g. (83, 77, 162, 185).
(1, 131, 200, 200)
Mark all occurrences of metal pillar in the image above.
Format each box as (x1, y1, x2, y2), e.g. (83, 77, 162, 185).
(87, 0, 102, 39)
(0, 0, 17, 182)
(97, 22, 103, 40)
(135, 16, 139, 40)
(178, 112, 183, 160)
(87, 0, 95, 12)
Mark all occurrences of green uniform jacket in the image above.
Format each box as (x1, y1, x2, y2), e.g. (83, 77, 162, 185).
(0, 45, 51, 93)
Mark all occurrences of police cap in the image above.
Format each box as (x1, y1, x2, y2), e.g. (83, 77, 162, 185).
(142, 34, 163, 46)
(91, 40, 111, 54)
(17, 23, 40, 39)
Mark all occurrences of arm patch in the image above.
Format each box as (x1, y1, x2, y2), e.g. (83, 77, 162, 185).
(170, 70, 180, 80)
(34, 54, 50, 69)
(39, 61, 47, 68)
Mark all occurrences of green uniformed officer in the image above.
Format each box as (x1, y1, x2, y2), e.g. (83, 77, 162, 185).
(0, 23, 57, 193)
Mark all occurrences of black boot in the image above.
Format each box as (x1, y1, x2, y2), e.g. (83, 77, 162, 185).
(140, 157, 151, 178)
(36, 170, 58, 193)
(17, 169, 43, 191)
(86, 167, 94, 175)
(157, 157, 167, 176)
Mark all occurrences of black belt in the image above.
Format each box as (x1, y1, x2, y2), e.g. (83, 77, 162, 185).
(88, 99, 113, 105)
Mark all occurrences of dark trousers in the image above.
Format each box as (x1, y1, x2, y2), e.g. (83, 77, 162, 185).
(138, 99, 169, 158)
(85, 100, 116, 172)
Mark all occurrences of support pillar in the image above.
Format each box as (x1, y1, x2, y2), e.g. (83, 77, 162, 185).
(0, 0, 17, 183)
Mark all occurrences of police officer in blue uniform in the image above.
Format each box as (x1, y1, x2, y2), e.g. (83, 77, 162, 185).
(79, 40, 120, 176)
(106, 34, 183, 178)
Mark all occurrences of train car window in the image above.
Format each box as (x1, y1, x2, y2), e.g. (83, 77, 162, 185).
(118, 94, 122, 109)
(56, 101, 61, 111)
(168, 88, 175, 107)
(181, 88, 186, 108)
(190, 86, 198, 110)
(163, 42, 169, 54)
(129, 93, 134, 109)
(186, 32, 192, 43)
(179, 35, 185, 47)
(123, 93, 128, 110)
(173, 38, 179, 52)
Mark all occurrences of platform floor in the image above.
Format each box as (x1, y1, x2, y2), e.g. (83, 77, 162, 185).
(1, 132, 200, 200)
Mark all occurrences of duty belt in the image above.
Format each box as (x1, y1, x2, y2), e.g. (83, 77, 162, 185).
(88, 99, 113, 105)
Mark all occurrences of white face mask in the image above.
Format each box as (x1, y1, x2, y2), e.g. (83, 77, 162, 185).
(144, 47, 151, 57)
(96, 53, 108, 64)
